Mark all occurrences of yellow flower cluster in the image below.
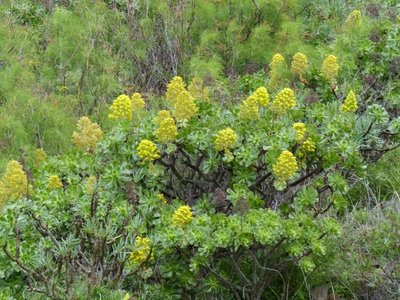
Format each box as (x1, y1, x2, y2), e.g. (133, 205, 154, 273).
(173, 90, 199, 121)
(272, 88, 296, 115)
(166, 76, 186, 103)
(131, 93, 145, 111)
(130, 236, 152, 265)
(253, 87, 270, 107)
(301, 138, 316, 152)
(269, 53, 286, 90)
(239, 87, 271, 119)
(215, 128, 237, 152)
(293, 123, 307, 143)
(108, 94, 132, 120)
(155, 116, 178, 143)
(137, 140, 160, 162)
(154, 110, 172, 125)
(157, 193, 167, 204)
(272, 150, 298, 182)
(48, 175, 63, 190)
(188, 77, 210, 102)
(72, 117, 103, 152)
(342, 90, 358, 112)
(239, 95, 260, 120)
(291, 52, 308, 75)
(86, 176, 97, 194)
(172, 205, 193, 228)
(0, 161, 28, 205)
(35, 148, 47, 164)
(345, 10, 362, 27)
(321, 55, 339, 82)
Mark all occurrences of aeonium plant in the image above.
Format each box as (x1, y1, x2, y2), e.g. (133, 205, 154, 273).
(0, 55, 399, 299)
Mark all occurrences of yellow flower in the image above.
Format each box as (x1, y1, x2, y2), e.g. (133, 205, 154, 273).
(272, 150, 298, 182)
(301, 138, 316, 153)
(293, 123, 307, 143)
(130, 236, 152, 265)
(342, 90, 358, 112)
(345, 10, 362, 27)
(166, 76, 186, 103)
(108, 94, 132, 121)
(35, 148, 47, 164)
(86, 176, 97, 194)
(155, 117, 178, 143)
(72, 117, 103, 152)
(154, 110, 172, 125)
(253, 87, 270, 107)
(321, 55, 339, 82)
(271, 53, 285, 67)
(131, 93, 145, 111)
(157, 193, 167, 204)
(48, 175, 63, 190)
(173, 90, 199, 121)
(269, 54, 286, 90)
(239, 95, 259, 120)
(172, 205, 193, 228)
(0, 161, 28, 205)
(291, 52, 308, 75)
(188, 77, 210, 102)
(272, 88, 296, 115)
(137, 140, 160, 162)
(215, 128, 237, 152)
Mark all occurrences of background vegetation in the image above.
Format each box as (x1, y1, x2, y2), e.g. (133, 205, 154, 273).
(0, 0, 399, 299)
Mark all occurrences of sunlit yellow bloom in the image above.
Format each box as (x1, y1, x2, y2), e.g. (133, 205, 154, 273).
(273, 150, 298, 181)
(166, 76, 186, 103)
(137, 140, 160, 162)
(154, 110, 172, 125)
(173, 90, 199, 121)
(108, 94, 132, 121)
(342, 90, 358, 112)
(0, 161, 28, 205)
(215, 128, 237, 152)
(130, 236, 152, 265)
(272, 88, 296, 115)
(72, 117, 103, 152)
(48, 175, 63, 190)
(131, 93, 145, 111)
(239, 95, 259, 120)
(291, 53, 308, 75)
(301, 138, 316, 152)
(269, 53, 286, 90)
(321, 55, 339, 82)
(172, 205, 193, 228)
(253, 87, 270, 107)
(293, 123, 307, 143)
(155, 117, 178, 143)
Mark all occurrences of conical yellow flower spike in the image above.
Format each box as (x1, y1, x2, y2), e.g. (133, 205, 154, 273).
(345, 10, 362, 27)
(131, 93, 145, 111)
(269, 53, 286, 90)
(239, 95, 259, 120)
(272, 88, 296, 115)
(173, 90, 198, 121)
(172, 205, 193, 228)
(166, 76, 186, 103)
(342, 90, 358, 112)
(321, 55, 339, 82)
(48, 175, 63, 190)
(253, 87, 270, 107)
(155, 117, 178, 143)
(293, 123, 307, 143)
(108, 94, 132, 121)
(273, 150, 298, 182)
(0, 161, 28, 205)
(72, 117, 103, 152)
(291, 52, 308, 75)
(215, 128, 237, 152)
(137, 140, 160, 162)
(130, 236, 152, 265)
